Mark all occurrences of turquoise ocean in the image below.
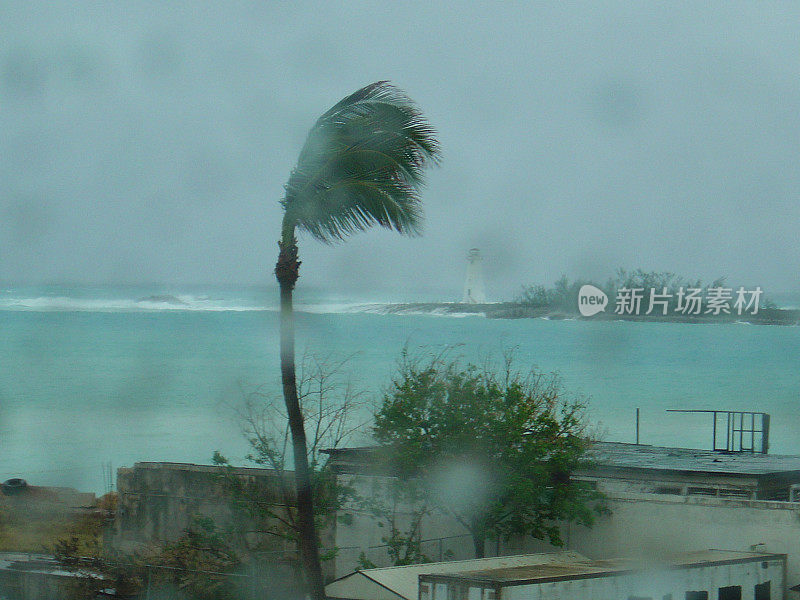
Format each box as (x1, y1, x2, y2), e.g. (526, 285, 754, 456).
(1, 285, 798, 494)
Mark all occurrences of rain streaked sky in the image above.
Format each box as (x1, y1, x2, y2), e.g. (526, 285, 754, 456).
(2, 2, 798, 298)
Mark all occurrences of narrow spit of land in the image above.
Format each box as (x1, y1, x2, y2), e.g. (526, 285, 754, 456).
(375, 302, 800, 325)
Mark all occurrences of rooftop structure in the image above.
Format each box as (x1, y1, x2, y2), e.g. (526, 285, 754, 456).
(324, 441, 800, 501)
(421, 550, 780, 585)
(420, 550, 784, 600)
(325, 442, 800, 478)
(667, 409, 770, 454)
(325, 552, 587, 600)
(588, 441, 800, 477)
(326, 551, 785, 600)
(584, 442, 800, 501)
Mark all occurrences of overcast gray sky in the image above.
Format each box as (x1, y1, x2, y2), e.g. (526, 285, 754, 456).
(1, 2, 798, 298)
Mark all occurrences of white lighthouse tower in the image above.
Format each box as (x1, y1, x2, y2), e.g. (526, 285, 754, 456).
(462, 248, 486, 304)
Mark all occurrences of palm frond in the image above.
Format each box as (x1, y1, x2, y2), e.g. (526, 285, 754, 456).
(282, 81, 440, 242)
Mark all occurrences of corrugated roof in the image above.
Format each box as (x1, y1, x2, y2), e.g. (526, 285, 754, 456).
(326, 552, 587, 600)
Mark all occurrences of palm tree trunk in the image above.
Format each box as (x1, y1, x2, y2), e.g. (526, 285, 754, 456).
(276, 237, 326, 600)
(471, 529, 486, 559)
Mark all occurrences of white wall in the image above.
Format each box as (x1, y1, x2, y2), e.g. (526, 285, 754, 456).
(510, 494, 800, 592)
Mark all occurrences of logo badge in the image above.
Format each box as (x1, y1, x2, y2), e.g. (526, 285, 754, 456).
(578, 285, 608, 317)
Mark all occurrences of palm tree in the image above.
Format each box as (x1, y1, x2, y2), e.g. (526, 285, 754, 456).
(274, 81, 440, 599)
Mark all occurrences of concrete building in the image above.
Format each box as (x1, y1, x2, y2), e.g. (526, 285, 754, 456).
(108, 443, 800, 593)
(325, 443, 800, 589)
(110, 461, 296, 555)
(108, 460, 338, 585)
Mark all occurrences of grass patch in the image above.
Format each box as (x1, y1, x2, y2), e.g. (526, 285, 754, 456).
(0, 489, 115, 556)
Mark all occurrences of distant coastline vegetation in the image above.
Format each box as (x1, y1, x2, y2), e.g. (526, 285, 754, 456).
(506, 268, 793, 323)
(384, 268, 799, 325)
(518, 268, 777, 310)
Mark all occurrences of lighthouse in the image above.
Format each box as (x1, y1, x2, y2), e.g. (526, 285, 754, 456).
(462, 248, 486, 304)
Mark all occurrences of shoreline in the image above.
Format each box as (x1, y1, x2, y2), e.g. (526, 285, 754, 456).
(374, 302, 800, 325)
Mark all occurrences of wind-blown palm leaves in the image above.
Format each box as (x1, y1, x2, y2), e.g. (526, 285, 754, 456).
(281, 81, 440, 243)
(274, 82, 439, 600)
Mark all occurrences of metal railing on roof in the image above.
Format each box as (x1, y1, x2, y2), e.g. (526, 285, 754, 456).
(666, 410, 770, 454)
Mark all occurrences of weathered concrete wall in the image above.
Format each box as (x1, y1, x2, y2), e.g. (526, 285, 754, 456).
(111, 462, 266, 552)
(109, 462, 335, 579)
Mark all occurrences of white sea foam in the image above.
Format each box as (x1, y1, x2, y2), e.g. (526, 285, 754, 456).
(386, 308, 485, 318)
(0, 295, 271, 313)
(294, 302, 382, 314)
(0, 294, 489, 318)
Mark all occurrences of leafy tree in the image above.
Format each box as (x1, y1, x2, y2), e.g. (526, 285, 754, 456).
(373, 350, 607, 558)
(273, 81, 439, 599)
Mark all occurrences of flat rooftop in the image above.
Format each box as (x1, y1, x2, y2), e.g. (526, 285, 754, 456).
(326, 552, 588, 600)
(126, 462, 291, 477)
(421, 550, 786, 586)
(589, 442, 800, 477)
(324, 443, 800, 478)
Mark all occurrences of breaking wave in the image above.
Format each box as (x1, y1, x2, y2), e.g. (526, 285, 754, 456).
(0, 294, 269, 313)
(0, 294, 482, 317)
(293, 302, 382, 314)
